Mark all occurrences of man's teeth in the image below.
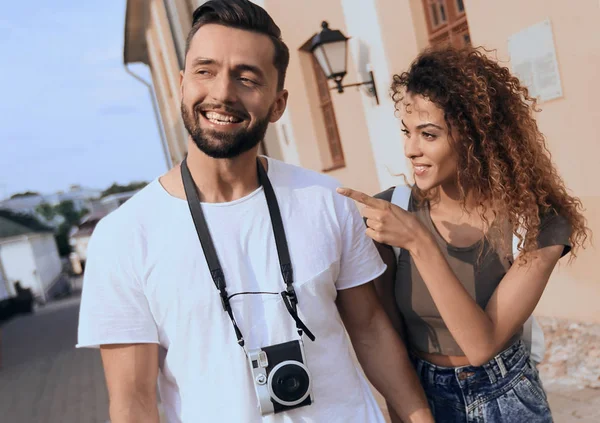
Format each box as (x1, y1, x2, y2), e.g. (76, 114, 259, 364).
(205, 112, 242, 124)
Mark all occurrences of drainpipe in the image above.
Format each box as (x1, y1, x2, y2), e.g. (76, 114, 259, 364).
(124, 64, 173, 170)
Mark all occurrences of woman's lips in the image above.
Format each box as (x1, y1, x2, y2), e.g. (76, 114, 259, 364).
(413, 164, 431, 176)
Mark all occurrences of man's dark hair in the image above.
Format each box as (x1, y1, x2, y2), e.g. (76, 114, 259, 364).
(185, 0, 290, 91)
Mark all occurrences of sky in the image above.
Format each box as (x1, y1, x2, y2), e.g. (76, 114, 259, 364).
(0, 0, 168, 200)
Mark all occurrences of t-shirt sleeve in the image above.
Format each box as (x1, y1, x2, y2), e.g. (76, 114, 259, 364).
(537, 212, 572, 257)
(77, 217, 159, 348)
(335, 196, 387, 290)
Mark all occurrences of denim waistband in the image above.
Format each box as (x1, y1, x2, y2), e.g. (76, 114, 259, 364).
(410, 340, 529, 386)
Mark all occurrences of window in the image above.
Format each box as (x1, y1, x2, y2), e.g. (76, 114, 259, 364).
(311, 56, 345, 170)
(428, 0, 448, 30)
(422, 0, 471, 48)
(439, 3, 447, 22)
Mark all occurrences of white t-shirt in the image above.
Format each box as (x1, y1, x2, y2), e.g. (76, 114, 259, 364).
(77, 158, 387, 423)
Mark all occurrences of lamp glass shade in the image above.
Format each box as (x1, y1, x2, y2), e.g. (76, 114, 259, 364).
(313, 39, 347, 78)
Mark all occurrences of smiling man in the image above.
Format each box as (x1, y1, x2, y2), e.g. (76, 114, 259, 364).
(76, 1, 432, 422)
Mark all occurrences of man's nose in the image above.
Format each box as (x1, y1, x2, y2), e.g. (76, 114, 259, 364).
(208, 73, 237, 104)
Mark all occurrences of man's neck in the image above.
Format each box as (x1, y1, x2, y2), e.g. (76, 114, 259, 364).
(185, 141, 264, 203)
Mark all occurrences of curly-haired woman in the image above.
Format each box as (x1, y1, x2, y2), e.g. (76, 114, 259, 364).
(338, 47, 589, 422)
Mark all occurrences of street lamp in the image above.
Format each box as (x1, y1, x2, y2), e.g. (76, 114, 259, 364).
(305, 21, 379, 105)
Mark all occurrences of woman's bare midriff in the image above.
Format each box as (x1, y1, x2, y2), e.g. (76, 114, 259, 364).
(415, 350, 472, 367)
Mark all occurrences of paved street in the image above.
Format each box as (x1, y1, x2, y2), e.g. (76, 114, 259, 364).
(0, 290, 598, 422)
(0, 293, 109, 423)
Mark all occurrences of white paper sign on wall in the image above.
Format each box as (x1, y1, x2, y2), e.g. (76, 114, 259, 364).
(508, 19, 563, 102)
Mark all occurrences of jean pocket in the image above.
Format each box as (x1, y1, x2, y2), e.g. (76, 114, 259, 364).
(524, 361, 549, 401)
(519, 374, 548, 404)
(479, 374, 553, 422)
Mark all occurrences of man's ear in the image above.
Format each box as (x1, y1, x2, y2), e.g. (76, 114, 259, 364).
(269, 90, 289, 123)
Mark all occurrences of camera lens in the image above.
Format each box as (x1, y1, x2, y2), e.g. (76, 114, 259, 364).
(268, 360, 312, 406)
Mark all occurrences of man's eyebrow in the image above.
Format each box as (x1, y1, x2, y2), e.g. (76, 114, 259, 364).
(188, 58, 265, 80)
(234, 64, 266, 80)
(190, 57, 217, 67)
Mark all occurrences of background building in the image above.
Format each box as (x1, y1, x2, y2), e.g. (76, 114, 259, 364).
(0, 185, 105, 227)
(0, 210, 64, 303)
(0, 259, 8, 302)
(122, 0, 600, 323)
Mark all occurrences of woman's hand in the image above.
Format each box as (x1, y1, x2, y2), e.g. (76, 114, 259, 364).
(337, 187, 430, 251)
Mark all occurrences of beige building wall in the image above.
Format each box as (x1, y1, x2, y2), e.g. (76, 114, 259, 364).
(264, 0, 381, 196)
(131, 0, 599, 323)
(463, 0, 600, 322)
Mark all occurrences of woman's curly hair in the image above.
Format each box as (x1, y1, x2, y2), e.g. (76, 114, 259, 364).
(391, 46, 589, 258)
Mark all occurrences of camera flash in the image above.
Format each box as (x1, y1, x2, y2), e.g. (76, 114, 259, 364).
(258, 351, 269, 368)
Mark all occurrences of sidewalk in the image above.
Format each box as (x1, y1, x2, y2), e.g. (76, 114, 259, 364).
(0, 291, 109, 423)
(547, 388, 600, 423)
(538, 316, 600, 422)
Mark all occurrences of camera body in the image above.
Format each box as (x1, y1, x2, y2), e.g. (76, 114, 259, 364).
(248, 340, 313, 415)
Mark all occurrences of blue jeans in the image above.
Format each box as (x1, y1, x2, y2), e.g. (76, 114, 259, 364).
(410, 341, 553, 422)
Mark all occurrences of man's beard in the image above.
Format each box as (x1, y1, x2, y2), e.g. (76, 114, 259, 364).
(181, 102, 271, 159)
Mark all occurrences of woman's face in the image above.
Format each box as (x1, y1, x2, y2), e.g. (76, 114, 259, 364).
(400, 93, 459, 192)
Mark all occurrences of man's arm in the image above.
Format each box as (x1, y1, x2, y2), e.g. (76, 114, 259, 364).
(100, 343, 160, 423)
(336, 282, 433, 423)
(372, 242, 405, 339)
(372, 242, 411, 423)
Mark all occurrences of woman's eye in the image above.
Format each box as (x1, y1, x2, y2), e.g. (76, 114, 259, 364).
(401, 129, 410, 137)
(423, 132, 437, 140)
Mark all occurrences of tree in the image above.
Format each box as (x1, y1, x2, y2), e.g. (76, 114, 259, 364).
(55, 224, 73, 257)
(52, 201, 90, 257)
(36, 202, 56, 221)
(101, 181, 148, 198)
(55, 200, 80, 226)
(10, 191, 40, 199)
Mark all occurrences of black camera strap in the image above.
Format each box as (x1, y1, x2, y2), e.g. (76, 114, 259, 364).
(181, 157, 315, 348)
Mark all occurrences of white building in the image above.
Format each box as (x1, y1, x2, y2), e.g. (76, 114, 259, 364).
(0, 195, 46, 217)
(0, 185, 105, 222)
(69, 211, 108, 267)
(0, 260, 9, 302)
(99, 190, 140, 213)
(0, 211, 63, 303)
(43, 185, 104, 214)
